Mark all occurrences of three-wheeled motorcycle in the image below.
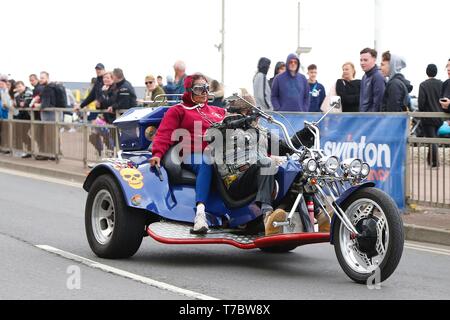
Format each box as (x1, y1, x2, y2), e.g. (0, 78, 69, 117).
(83, 95, 404, 284)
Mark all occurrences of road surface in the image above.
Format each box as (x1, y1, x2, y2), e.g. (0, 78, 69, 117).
(0, 169, 449, 300)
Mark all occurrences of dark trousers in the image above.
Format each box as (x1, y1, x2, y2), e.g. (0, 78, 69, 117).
(228, 163, 274, 206)
(422, 125, 439, 166)
(89, 128, 114, 156)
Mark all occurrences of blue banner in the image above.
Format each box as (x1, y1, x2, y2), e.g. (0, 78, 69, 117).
(265, 113, 408, 210)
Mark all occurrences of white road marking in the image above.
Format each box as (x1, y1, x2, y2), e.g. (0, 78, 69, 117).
(405, 242, 450, 256)
(35, 245, 219, 300)
(0, 167, 83, 188)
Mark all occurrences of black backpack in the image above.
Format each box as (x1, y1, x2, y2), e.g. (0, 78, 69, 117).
(51, 82, 68, 108)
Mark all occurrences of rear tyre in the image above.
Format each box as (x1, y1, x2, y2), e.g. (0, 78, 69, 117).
(85, 174, 146, 259)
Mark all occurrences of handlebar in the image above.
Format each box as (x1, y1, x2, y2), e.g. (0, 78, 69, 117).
(154, 165, 164, 182)
(227, 94, 305, 155)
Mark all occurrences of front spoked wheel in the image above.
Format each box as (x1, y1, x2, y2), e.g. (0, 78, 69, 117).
(334, 187, 404, 284)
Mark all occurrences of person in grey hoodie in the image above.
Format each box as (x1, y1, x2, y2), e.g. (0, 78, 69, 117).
(380, 51, 413, 112)
(253, 57, 273, 111)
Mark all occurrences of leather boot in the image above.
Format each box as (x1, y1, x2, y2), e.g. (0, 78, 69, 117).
(317, 211, 331, 233)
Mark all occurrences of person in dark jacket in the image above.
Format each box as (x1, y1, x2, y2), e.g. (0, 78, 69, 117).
(173, 60, 187, 96)
(107, 68, 137, 113)
(89, 71, 116, 157)
(29, 74, 44, 97)
(97, 72, 117, 124)
(79, 63, 105, 109)
(271, 53, 309, 112)
(13, 81, 33, 157)
(335, 62, 361, 112)
(359, 48, 385, 112)
(35, 71, 57, 121)
(418, 64, 443, 167)
(33, 71, 57, 159)
(253, 57, 273, 110)
(307, 64, 326, 112)
(380, 51, 413, 112)
(28, 74, 43, 121)
(163, 75, 178, 105)
(14, 81, 33, 120)
(440, 59, 450, 113)
(269, 61, 285, 88)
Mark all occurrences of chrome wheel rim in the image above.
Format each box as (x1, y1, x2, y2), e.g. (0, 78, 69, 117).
(339, 198, 389, 274)
(92, 190, 115, 245)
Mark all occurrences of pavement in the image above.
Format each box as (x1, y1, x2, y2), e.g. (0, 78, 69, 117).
(0, 170, 449, 299)
(0, 153, 450, 247)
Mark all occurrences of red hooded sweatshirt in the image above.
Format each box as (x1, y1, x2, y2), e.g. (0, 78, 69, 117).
(151, 76, 226, 159)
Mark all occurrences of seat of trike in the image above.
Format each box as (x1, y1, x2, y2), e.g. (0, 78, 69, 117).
(161, 145, 256, 209)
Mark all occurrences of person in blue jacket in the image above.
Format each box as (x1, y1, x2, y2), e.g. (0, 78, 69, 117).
(359, 47, 385, 112)
(271, 53, 309, 112)
(306, 64, 326, 112)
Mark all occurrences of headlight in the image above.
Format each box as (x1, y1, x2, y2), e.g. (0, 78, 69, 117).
(341, 158, 363, 176)
(349, 159, 362, 175)
(302, 158, 318, 173)
(361, 162, 370, 177)
(320, 156, 339, 174)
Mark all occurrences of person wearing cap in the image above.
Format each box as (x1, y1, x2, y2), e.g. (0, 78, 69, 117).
(380, 51, 413, 112)
(78, 63, 105, 109)
(149, 74, 226, 233)
(418, 64, 443, 167)
(137, 74, 165, 107)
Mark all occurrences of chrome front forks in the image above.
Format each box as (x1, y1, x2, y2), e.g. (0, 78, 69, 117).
(272, 185, 360, 236)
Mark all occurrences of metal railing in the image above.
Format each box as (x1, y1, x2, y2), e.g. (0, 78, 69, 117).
(0, 107, 124, 167)
(406, 112, 450, 208)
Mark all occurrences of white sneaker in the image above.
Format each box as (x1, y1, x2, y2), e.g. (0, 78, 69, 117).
(193, 211, 209, 233)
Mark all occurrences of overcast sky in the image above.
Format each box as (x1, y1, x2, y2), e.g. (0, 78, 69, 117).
(1, 0, 449, 96)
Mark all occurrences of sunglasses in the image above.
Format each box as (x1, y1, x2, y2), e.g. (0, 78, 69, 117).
(191, 84, 209, 95)
(289, 60, 298, 65)
(145, 81, 154, 85)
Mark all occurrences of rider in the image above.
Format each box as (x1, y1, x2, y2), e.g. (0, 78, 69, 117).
(207, 93, 289, 236)
(149, 74, 226, 233)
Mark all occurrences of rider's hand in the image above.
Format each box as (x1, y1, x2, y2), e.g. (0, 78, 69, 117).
(149, 156, 161, 167)
(107, 106, 114, 114)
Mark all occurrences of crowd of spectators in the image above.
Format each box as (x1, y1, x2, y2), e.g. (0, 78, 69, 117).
(0, 52, 449, 162)
(252, 49, 450, 116)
